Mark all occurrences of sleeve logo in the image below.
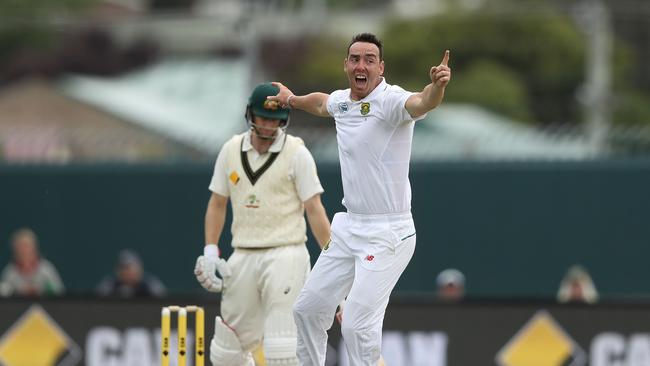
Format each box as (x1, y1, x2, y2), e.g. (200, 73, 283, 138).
(229, 171, 240, 185)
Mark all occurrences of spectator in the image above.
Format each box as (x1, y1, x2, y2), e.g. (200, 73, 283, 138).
(0, 227, 65, 296)
(436, 268, 465, 301)
(96, 249, 166, 297)
(557, 264, 599, 304)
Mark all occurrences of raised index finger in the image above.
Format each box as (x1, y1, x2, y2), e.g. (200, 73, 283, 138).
(440, 50, 450, 66)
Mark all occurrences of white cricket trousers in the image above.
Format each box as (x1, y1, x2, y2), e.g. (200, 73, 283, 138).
(293, 211, 416, 366)
(221, 244, 311, 351)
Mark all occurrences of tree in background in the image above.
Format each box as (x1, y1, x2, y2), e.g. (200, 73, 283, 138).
(0, 0, 96, 76)
(383, 12, 587, 125)
(0, 0, 159, 85)
(281, 2, 650, 128)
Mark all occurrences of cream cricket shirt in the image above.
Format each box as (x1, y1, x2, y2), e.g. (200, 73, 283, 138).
(209, 130, 324, 248)
(326, 78, 425, 215)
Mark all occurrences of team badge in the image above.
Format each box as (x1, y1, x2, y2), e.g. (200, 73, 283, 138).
(360, 102, 370, 115)
(245, 194, 260, 208)
(338, 102, 348, 113)
(229, 171, 240, 185)
(263, 99, 279, 110)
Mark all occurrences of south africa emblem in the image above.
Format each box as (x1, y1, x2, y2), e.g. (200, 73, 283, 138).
(360, 102, 370, 115)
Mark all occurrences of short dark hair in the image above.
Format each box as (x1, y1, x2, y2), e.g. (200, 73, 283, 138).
(347, 33, 383, 60)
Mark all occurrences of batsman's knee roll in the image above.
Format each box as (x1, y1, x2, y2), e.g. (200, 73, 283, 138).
(210, 316, 255, 366)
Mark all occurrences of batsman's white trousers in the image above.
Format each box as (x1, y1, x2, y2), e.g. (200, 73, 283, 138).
(221, 244, 310, 353)
(293, 211, 416, 366)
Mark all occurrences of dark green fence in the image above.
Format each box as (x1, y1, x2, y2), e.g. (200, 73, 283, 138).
(2, 160, 650, 298)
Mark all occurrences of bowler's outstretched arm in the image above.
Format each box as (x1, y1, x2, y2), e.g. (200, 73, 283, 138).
(406, 50, 452, 119)
(268, 82, 331, 118)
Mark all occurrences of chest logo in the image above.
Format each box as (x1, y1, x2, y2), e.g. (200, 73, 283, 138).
(245, 194, 260, 208)
(360, 102, 370, 115)
(229, 171, 240, 185)
(338, 102, 348, 113)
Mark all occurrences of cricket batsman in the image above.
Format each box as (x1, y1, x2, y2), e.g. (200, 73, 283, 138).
(193, 82, 331, 366)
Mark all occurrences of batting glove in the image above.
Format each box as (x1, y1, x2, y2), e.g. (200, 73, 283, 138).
(194, 244, 231, 293)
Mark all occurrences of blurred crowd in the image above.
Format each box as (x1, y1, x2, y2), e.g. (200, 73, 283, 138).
(0, 227, 64, 297)
(1, 226, 602, 304)
(1, 227, 166, 298)
(434, 265, 600, 304)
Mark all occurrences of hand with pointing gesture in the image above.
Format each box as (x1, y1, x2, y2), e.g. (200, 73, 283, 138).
(430, 50, 451, 88)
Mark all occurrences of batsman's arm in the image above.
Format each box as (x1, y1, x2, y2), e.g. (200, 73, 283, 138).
(205, 193, 228, 247)
(196, 192, 230, 292)
(304, 194, 330, 249)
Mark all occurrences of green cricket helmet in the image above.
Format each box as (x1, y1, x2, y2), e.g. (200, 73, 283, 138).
(247, 83, 290, 122)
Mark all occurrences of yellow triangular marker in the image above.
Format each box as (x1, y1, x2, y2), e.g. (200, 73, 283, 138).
(0, 306, 69, 366)
(497, 311, 574, 366)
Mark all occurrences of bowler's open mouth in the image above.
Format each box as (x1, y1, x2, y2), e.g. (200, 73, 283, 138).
(354, 75, 367, 88)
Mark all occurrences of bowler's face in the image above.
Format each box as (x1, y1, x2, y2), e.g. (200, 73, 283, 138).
(344, 42, 384, 101)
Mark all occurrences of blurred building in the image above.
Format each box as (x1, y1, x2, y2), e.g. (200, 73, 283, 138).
(310, 104, 596, 163)
(0, 79, 205, 163)
(0, 71, 619, 164)
(60, 58, 251, 158)
(2, 0, 650, 164)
